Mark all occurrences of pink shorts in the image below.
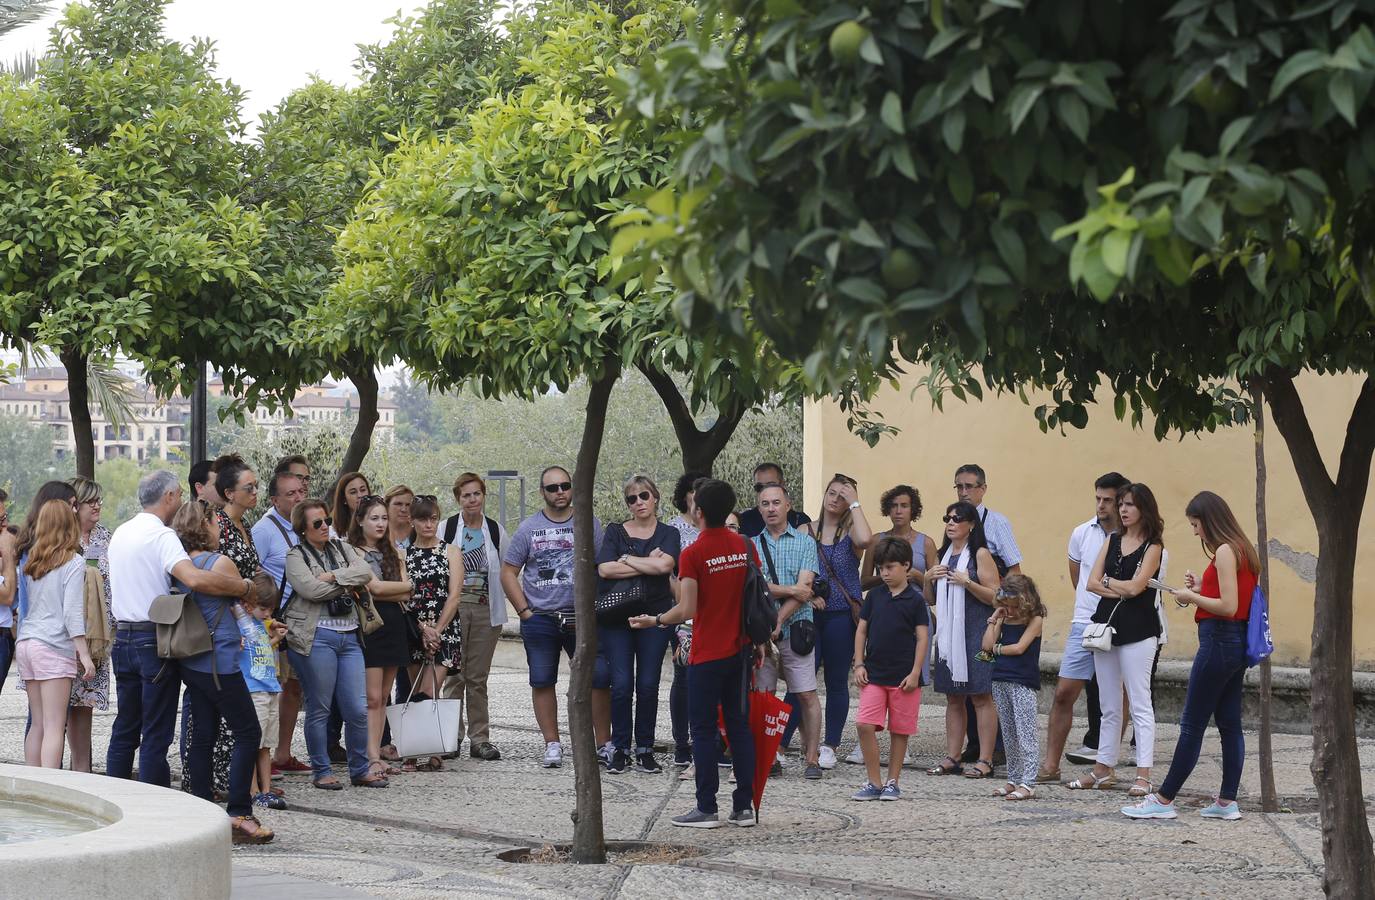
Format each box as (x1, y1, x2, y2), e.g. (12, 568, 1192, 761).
(16, 639, 78, 681)
(856, 682, 921, 735)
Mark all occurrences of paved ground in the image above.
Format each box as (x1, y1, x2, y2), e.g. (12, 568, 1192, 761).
(4, 639, 1370, 899)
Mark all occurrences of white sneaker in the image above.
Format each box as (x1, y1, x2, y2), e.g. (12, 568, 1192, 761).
(1064, 745, 1097, 765)
(818, 746, 837, 769)
(542, 741, 564, 768)
(845, 746, 864, 765)
(775, 751, 786, 769)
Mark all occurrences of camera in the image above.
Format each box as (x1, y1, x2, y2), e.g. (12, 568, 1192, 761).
(327, 593, 355, 618)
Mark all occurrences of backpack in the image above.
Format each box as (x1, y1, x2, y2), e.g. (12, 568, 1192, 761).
(741, 555, 778, 647)
(442, 515, 501, 553)
(1245, 585, 1274, 667)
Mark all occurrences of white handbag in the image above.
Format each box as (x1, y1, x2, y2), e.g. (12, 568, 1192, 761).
(385, 662, 463, 758)
(1082, 599, 1124, 652)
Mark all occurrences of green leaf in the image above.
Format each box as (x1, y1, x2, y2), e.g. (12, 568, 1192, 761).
(1008, 84, 1044, 133)
(1180, 175, 1211, 218)
(1101, 230, 1132, 277)
(850, 220, 886, 248)
(881, 91, 906, 135)
(972, 67, 993, 102)
(925, 26, 970, 59)
(1056, 92, 1090, 143)
(837, 277, 886, 304)
(990, 222, 1028, 281)
(942, 109, 966, 153)
(1329, 72, 1357, 126)
(1219, 116, 1253, 156)
(1268, 49, 1327, 100)
(1080, 247, 1119, 300)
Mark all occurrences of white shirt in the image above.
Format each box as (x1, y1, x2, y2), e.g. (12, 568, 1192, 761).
(1067, 517, 1111, 624)
(108, 512, 190, 622)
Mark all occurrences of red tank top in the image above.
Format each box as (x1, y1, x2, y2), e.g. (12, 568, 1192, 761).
(1196, 554, 1258, 623)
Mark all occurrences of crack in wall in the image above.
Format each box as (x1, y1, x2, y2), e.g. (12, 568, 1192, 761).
(1269, 538, 1317, 584)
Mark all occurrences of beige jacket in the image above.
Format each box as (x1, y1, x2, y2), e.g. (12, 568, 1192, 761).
(283, 539, 374, 657)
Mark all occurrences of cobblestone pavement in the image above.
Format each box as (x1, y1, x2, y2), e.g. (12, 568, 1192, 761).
(3, 640, 1368, 899)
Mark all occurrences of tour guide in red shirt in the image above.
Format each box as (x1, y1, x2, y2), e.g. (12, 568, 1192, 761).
(631, 478, 759, 829)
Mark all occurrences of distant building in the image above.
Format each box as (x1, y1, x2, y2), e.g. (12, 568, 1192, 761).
(0, 368, 395, 461)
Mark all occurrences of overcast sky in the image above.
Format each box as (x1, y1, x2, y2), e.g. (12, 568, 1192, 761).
(0, 0, 427, 126)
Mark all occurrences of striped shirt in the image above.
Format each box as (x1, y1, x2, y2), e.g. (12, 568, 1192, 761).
(977, 505, 1022, 568)
(752, 524, 818, 639)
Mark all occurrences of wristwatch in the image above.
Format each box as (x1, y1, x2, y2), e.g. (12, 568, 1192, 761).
(849, 501, 862, 510)
(1101, 573, 1111, 589)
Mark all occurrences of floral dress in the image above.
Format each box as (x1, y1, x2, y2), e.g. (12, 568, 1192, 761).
(405, 543, 461, 670)
(70, 524, 114, 709)
(182, 510, 258, 797)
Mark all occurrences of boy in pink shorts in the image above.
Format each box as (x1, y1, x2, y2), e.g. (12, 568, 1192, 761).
(851, 536, 929, 801)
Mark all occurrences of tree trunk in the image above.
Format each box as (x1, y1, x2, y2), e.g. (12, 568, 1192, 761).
(336, 360, 380, 482)
(637, 362, 746, 475)
(1263, 372, 1375, 897)
(569, 368, 616, 864)
(61, 348, 95, 479)
(1249, 380, 1278, 813)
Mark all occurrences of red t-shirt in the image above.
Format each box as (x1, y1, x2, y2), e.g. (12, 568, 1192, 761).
(1196, 556, 1258, 622)
(678, 527, 759, 664)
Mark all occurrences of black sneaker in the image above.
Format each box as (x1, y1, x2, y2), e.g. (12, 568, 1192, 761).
(673, 748, 693, 767)
(727, 808, 756, 827)
(635, 752, 662, 774)
(607, 750, 630, 774)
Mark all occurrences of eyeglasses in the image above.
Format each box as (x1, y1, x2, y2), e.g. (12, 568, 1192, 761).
(310, 516, 333, 530)
(753, 481, 781, 494)
(82, 499, 103, 509)
(953, 482, 983, 492)
(941, 514, 968, 524)
(415, 494, 438, 503)
(543, 482, 573, 493)
(725, 523, 740, 532)
(624, 490, 653, 505)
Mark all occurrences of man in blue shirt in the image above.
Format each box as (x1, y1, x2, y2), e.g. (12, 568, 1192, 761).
(751, 485, 822, 779)
(252, 466, 308, 774)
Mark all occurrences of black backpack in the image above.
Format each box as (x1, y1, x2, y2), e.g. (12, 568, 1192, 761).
(741, 550, 779, 647)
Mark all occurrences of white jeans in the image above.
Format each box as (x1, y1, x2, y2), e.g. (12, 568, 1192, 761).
(1094, 637, 1157, 769)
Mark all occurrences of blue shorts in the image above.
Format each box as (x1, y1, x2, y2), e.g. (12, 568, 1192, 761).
(521, 613, 577, 688)
(1058, 621, 1096, 681)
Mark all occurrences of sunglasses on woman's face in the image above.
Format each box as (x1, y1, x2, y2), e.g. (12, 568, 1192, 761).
(941, 514, 967, 524)
(624, 490, 653, 505)
(311, 516, 333, 530)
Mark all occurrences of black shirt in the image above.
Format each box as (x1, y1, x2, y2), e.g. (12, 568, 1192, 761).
(595, 521, 681, 622)
(859, 583, 930, 686)
(737, 507, 812, 539)
(1091, 533, 1162, 645)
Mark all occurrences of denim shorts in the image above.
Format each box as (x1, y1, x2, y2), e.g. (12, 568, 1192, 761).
(1058, 621, 1097, 680)
(521, 613, 576, 688)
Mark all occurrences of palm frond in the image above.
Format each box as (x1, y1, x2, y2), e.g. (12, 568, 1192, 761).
(0, 0, 51, 40)
(85, 357, 138, 431)
(0, 50, 39, 82)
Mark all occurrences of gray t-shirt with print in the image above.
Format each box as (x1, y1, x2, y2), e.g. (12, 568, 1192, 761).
(503, 511, 603, 613)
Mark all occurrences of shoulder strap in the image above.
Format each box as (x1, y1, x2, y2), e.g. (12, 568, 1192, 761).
(981, 508, 988, 524)
(265, 511, 294, 544)
(757, 535, 781, 585)
(816, 536, 856, 605)
(442, 516, 460, 545)
(486, 517, 501, 553)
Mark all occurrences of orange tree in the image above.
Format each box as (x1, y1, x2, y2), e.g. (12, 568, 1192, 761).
(618, 1, 1375, 891)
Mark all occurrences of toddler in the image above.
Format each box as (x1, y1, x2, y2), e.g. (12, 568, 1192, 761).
(981, 574, 1045, 800)
(238, 573, 287, 810)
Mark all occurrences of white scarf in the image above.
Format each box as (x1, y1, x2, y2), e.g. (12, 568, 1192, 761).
(935, 544, 972, 683)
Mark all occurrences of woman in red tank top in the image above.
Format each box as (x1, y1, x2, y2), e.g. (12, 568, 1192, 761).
(1123, 491, 1259, 822)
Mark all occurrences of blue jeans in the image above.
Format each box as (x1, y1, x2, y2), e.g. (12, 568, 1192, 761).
(669, 631, 689, 758)
(782, 609, 854, 749)
(600, 624, 672, 753)
(521, 613, 576, 688)
(1159, 619, 1247, 802)
(181, 668, 261, 817)
(288, 628, 369, 781)
(107, 629, 182, 786)
(688, 651, 754, 815)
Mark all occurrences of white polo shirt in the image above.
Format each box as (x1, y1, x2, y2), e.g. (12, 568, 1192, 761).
(108, 512, 190, 623)
(1067, 517, 1111, 625)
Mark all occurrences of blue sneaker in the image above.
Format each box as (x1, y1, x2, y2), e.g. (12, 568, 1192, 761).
(1201, 799, 1242, 820)
(851, 782, 882, 801)
(1121, 793, 1177, 820)
(879, 780, 901, 801)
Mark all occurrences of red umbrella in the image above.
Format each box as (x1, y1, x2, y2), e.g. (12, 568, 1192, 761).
(747, 689, 792, 817)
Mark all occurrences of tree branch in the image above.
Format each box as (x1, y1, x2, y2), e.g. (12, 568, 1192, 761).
(1334, 375, 1375, 504)
(1260, 370, 1335, 518)
(637, 361, 746, 473)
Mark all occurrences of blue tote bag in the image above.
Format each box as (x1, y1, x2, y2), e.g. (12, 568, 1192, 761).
(1245, 585, 1274, 667)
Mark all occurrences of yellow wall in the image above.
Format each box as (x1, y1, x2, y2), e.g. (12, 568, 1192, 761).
(803, 370, 1375, 669)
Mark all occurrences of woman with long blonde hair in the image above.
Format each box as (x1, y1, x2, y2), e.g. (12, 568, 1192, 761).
(1124, 491, 1259, 822)
(17, 501, 95, 768)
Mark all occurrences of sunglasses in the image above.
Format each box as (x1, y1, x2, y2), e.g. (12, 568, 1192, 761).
(543, 482, 573, 493)
(832, 473, 857, 486)
(415, 494, 438, 503)
(311, 516, 334, 530)
(953, 482, 983, 492)
(753, 480, 781, 494)
(624, 490, 653, 505)
(941, 514, 968, 524)
(361, 494, 383, 503)
(235, 482, 259, 494)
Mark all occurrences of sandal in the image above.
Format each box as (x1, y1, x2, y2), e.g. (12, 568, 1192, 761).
(312, 778, 343, 791)
(1128, 777, 1153, 797)
(416, 757, 444, 772)
(926, 755, 964, 776)
(231, 815, 275, 845)
(1067, 770, 1117, 790)
(992, 782, 1015, 797)
(350, 773, 390, 788)
(1005, 784, 1035, 801)
(963, 759, 994, 779)
(400, 759, 418, 773)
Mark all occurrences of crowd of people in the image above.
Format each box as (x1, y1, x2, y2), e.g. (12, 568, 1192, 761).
(0, 453, 1261, 838)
